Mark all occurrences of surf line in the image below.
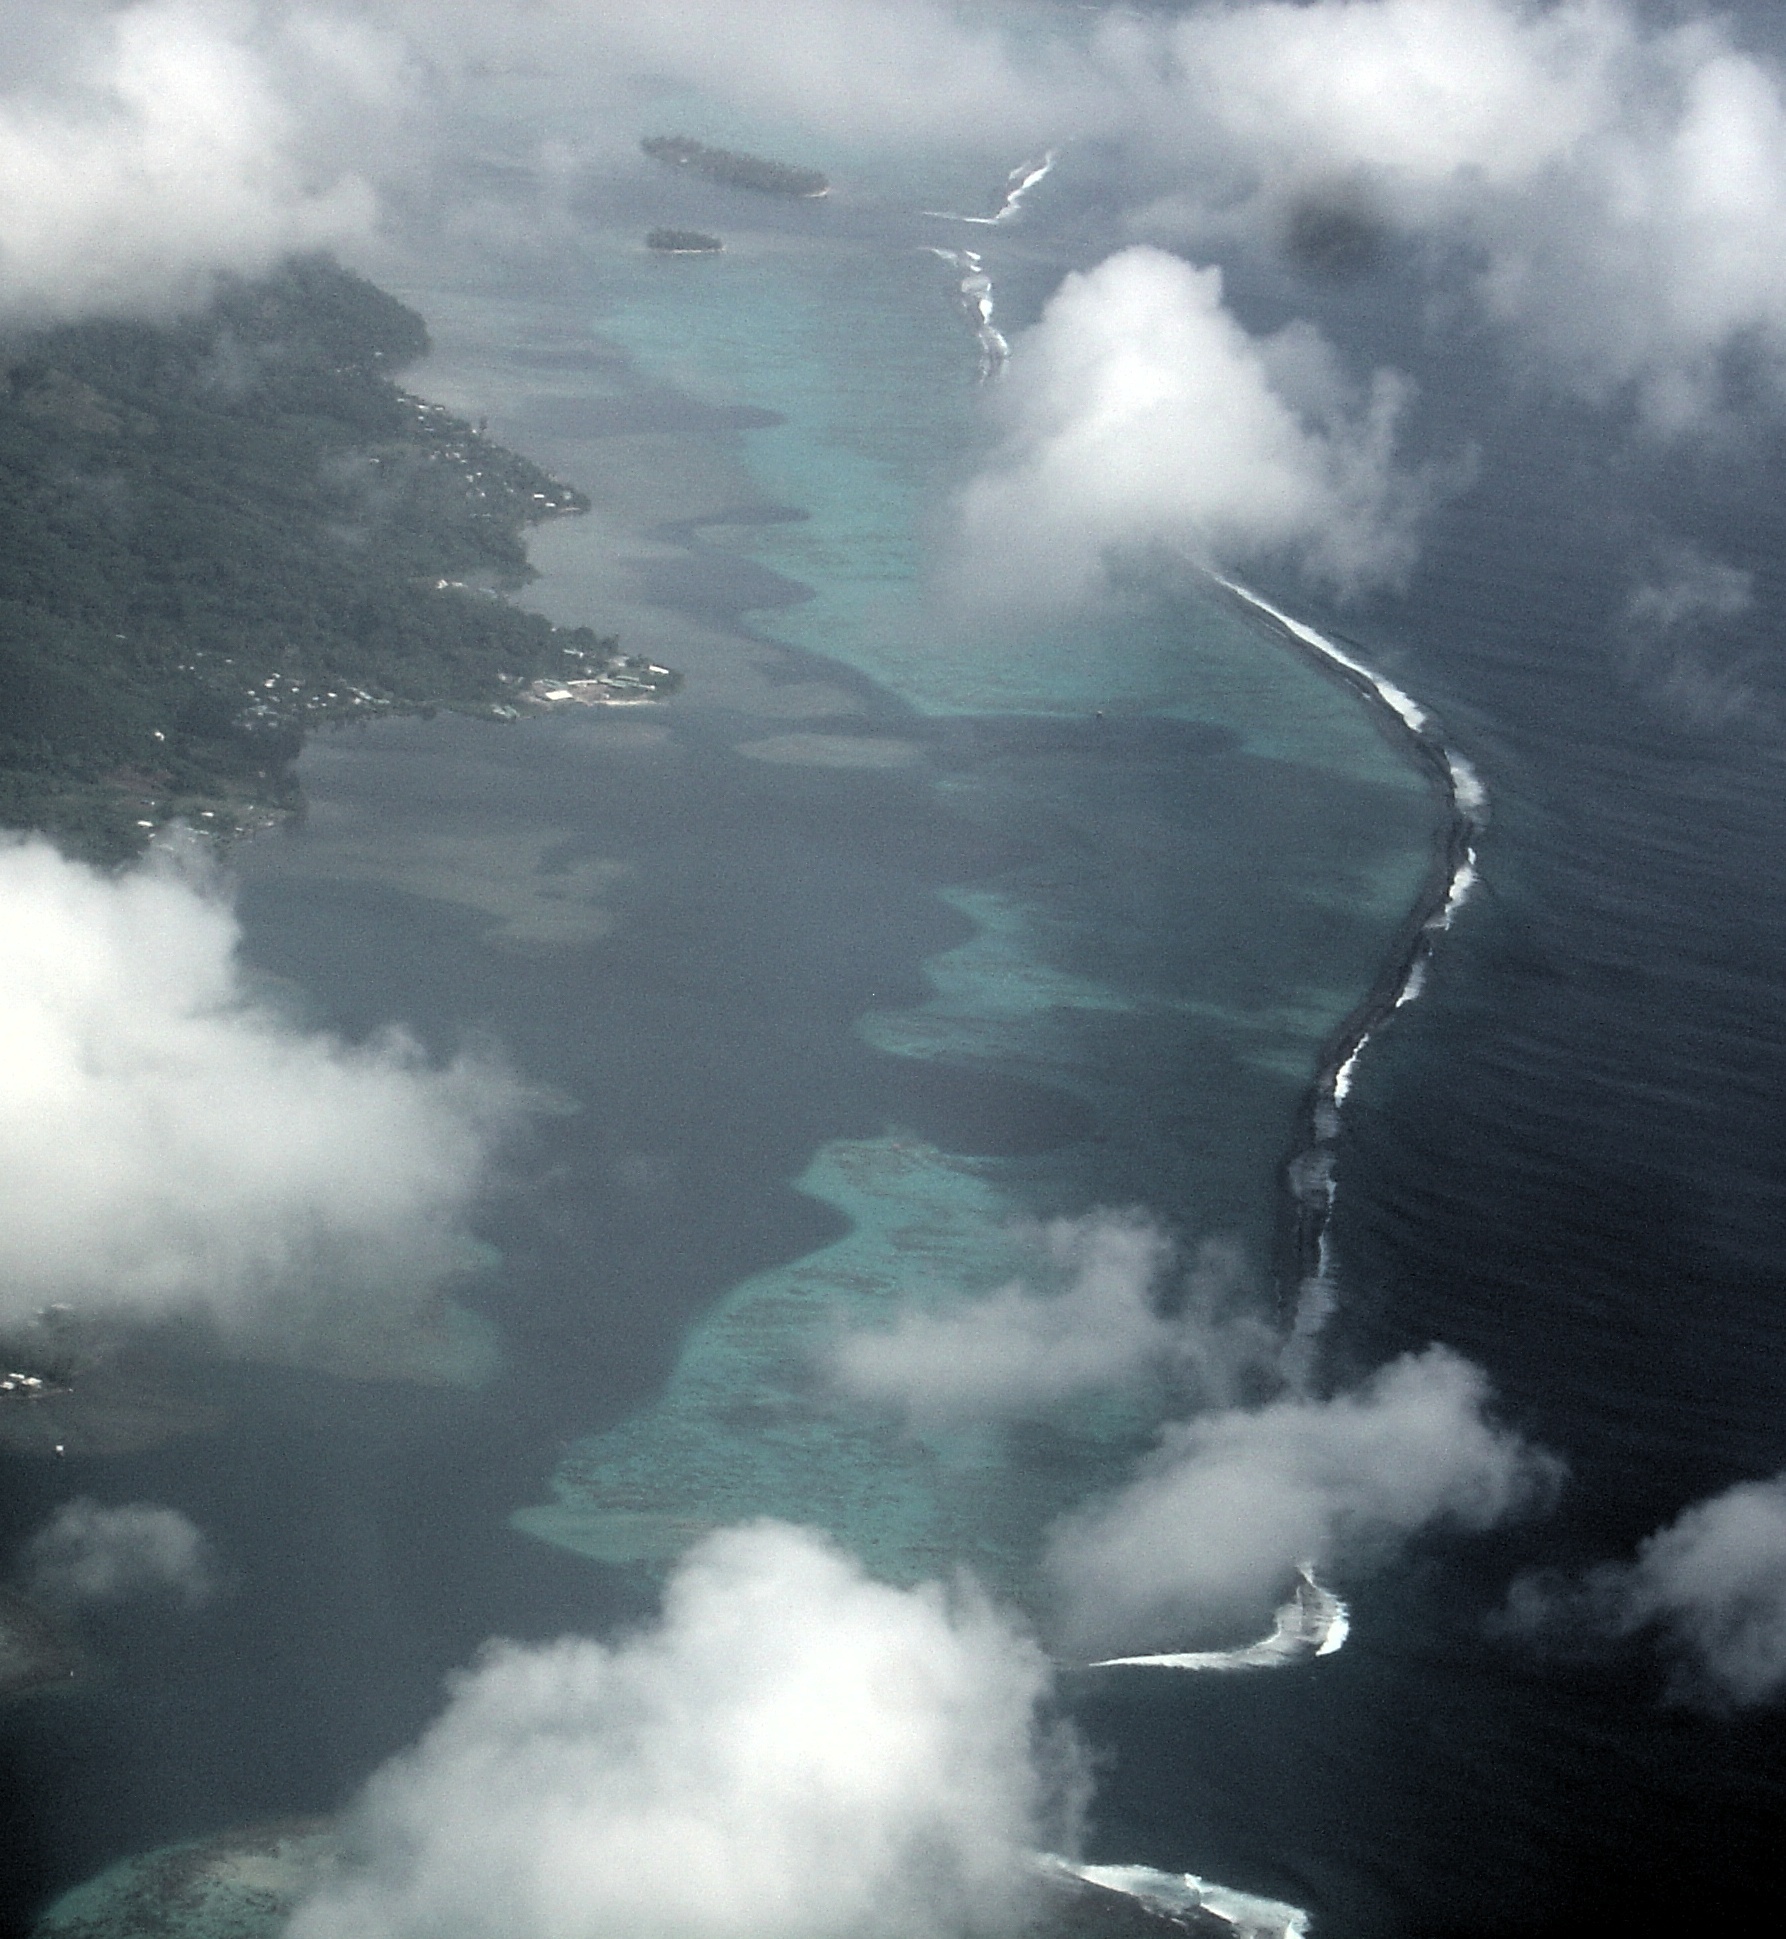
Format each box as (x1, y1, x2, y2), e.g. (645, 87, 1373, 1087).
(925, 246, 1009, 380)
(1211, 576, 1486, 1365)
(923, 148, 1058, 225)
(1062, 590, 1463, 1934)
(1042, 1857, 1311, 1939)
(923, 149, 1059, 378)
(1090, 1566, 1349, 1673)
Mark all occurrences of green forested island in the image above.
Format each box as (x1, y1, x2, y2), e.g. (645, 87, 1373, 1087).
(641, 135, 829, 198)
(646, 229, 724, 254)
(0, 255, 644, 860)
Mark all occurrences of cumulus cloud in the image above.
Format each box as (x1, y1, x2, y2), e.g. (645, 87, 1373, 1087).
(12, 0, 1786, 440)
(288, 1522, 1057, 1939)
(1107, 0, 1786, 427)
(1505, 1473, 1786, 1708)
(1102, 0, 1623, 202)
(406, 0, 1786, 433)
(0, 0, 1083, 321)
(832, 1213, 1275, 1425)
(953, 247, 1454, 607)
(828, 1214, 1558, 1658)
(0, 0, 402, 321)
(0, 835, 525, 1329)
(486, 0, 1082, 151)
(16, 1497, 218, 1610)
(1047, 1345, 1560, 1654)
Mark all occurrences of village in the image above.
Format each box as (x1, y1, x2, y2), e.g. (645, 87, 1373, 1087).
(513, 654, 679, 711)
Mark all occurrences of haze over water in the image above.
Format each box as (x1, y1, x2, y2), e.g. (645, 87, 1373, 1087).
(7, 124, 1445, 1935)
(10, 38, 1786, 1939)
(390, 163, 1438, 1597)
(254, 112, 1786, 1934)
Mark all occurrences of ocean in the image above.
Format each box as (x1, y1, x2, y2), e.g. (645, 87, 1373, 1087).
(5, 94, 1785, 1939)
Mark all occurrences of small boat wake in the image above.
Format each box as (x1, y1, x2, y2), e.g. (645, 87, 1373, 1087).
(1089, 1568, 1348, 1672)
(1045, 1856, 1311, 1939)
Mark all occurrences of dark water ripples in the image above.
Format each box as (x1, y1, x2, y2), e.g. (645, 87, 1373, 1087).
(1231, 391, 1786, 1931)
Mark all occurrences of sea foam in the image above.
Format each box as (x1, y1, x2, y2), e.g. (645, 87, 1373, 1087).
(1089, 1567, 1349, 1672)
(926, 246, 1010, 379)
(1213, 574, 1487, 1331)
(1046, 1857, 1311, 1939)
(924, 150, 1058, 226)
(924, 150, 1060, 378)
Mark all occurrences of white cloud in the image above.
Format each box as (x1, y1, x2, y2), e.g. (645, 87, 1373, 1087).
(360, 1, 1786, 433)
(395, 0, 1786, 436)
(575, 0, 1077, 149)
(953, 247, 1451, 607)
(1627, 540, 1754, 639)
(1506, 1474, 1786, 1708)
(1104, 0, 1623, 197)
(1108, 0, 1786, 427)
(365, 0, 1088, 152)
(10, 0, 1786, 439)
(832, 1212, 1276, 1425)
(1046, 1345, 1560, 1654)
(17, 1498, 218, 1609)
(0, 1, 399, 321)
(0, 0, 1080, 320)
(1619, 540, 1761, 727)
(287, 1522, 1057, 1939)
(0, 835, 525, 1330)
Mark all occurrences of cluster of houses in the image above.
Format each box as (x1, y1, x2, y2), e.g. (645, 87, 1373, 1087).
(522, 657, 677, 709)
(402, 395, 583, 517)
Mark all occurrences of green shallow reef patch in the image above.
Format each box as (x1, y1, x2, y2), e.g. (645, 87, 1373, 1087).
(513, 1133, 1157, 1594)
(30, 1819, 1228, 1939)
(31, 1822, 338, 1939)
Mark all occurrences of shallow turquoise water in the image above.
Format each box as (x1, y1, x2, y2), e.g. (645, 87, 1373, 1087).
(13, 106, 1447, 1939)
(388, 129, 1442, 1603)
(26, 93, 1786, 1939)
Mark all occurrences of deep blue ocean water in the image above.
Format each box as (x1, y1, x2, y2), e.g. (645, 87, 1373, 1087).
(6, 102, 1786, 1939)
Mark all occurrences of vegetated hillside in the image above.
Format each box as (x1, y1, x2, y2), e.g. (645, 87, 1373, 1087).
(641, 134, 829, 198)
(0, 254, 611, 859)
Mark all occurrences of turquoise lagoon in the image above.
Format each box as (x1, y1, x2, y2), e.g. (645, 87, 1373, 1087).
(379, 135, 1442, 1607)
(16, 127, 1448, 1939)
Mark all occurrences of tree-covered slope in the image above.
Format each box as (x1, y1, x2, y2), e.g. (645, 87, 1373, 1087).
(0, 255, 612, 858)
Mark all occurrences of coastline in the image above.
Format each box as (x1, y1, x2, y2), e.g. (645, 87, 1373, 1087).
(911, 167, 1454, 1372)
(0, 257, 616, 863)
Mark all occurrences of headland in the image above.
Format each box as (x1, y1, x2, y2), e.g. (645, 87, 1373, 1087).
(0, 254, 665, 860)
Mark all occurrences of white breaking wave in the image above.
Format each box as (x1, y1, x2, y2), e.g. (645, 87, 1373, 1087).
(1046, 1857, 1311, 1939)
(1212, 577, 1428, 734)
(1435, 852, 1478, 929)
(997, 149, 1058, 219)
(1089, 1568, 1349, 1672)
(924, 150, 1060, 377)
(1394, 955, 1427, 1007)
(924, 149, 1058, 226)
(926, 245, 1009, 380)
(1447, 752, 1488, 823)
(1210, 572, 1487, 1364)
(1216, 573, 1486, 992)
(1329, 1037, 1367, 1108)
